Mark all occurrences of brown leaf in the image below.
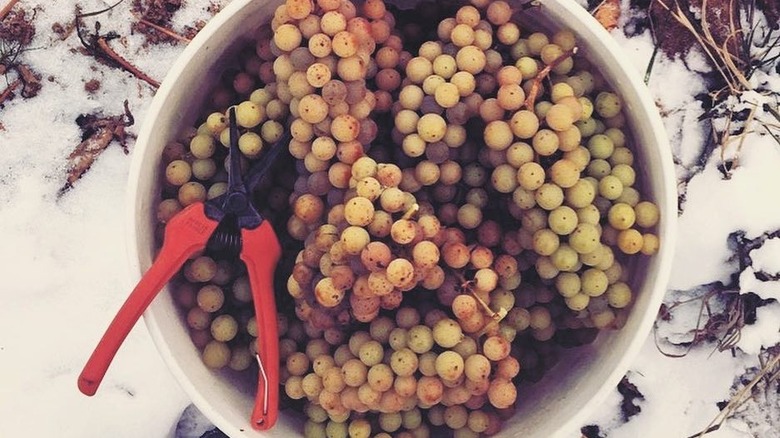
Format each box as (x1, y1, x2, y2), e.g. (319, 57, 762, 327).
(61, 101, 134, 193)
(594, 0, 621, 31)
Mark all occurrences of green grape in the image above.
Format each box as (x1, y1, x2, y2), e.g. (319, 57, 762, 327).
(595, 91, 622, 118)
(433, 318, 464, 348)
(390, 348, 419, 377)
(568, 222, 601, 254)
(581, 268, 609, 297)
(548, 206, 578, 235)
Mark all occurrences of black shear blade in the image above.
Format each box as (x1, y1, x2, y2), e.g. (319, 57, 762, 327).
(242, 131, 292, 192)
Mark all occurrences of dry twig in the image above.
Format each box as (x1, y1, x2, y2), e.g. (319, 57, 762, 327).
(75, 1, 160, 88)
(133, 16, 191, 43)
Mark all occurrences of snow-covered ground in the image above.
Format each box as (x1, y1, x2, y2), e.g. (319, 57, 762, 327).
(0, 1, 778, 437)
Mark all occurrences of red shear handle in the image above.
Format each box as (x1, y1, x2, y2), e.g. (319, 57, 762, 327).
(240, 221, 282, 430)
(78, 203, 219, 396)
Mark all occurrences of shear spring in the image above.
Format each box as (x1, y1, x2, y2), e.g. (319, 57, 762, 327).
(207, 229, 241, 255)
(255, 353, 269, 423)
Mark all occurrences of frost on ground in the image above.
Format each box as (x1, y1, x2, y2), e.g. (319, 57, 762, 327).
(1, 1, 779, 438)
(0, 1, 224, 437)
(578, 1, 780, 437)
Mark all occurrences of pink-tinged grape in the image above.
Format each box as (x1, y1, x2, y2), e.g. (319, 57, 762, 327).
(487, 378, 517, 409)
(361, 241, 391, 272)
(417, 376, 444, 406)
(483, 335, 510, 361)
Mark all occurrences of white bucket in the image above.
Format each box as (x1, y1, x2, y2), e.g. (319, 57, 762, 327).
(127, 1, 677, 436)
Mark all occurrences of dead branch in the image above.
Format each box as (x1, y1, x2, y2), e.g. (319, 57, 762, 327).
(95, 38, 160, 87)
(75, 2, 160, 89)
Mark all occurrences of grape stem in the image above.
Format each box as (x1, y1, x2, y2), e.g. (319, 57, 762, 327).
(401, 203, 420, 220)
(523, 47, 579, 110)
(468, 287, 509, 338)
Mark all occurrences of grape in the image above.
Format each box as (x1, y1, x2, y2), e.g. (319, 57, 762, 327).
(464, 354, 490, 382)
(408, 325, 435, 354)
(321, 366, 347, 393)
(202, 340, 231, 369)
(548, 206, 578, 235)
(483, 335, 511, 361)
(348, 419, 371, 438)
(342, 358, 368, 387)
(607, 282, 632, 308)
(165, 160, 192, 186)
(390, 348, 419, 377)
(417, 375, 445, 406)
(178, 182, 207, 206)
(344, 196, 375, 226)
(581, 268, 609, 297)
(412, 241, 440, 269)
(516, 162, 544, 191)
(358, 340, 384, 367)
(341, 226, 371, 254)
(642, 233, 660, 255)
(598, 175, 624, 200)
(378, 412, 402, 433)
(457, 204, 483, 229)
(635, 201, 660, 228)
(210, 314, 238, 342)
(429, 318, 464, 349)
(369, 316, 395, 345)
(196, 285, 224, 313)
(595, 91, 622, 118)
(367, 363, 394, 392)
(588, 134, 615, 160)
(315, 277, 345, 307)
(487, 378, 517, 409)
(608, 202, 636, 230)
(535, 183, 564, 211)
(549, 159, 580, 188)
(386, 258, 415, 288)
(617, 229, 643, 254)
(395, 307, 421, 329)
(563, 220, 594, 250)
(444, 405, 468, 429)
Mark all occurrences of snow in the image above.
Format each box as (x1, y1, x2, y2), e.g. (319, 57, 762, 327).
(587, 338, 750, 438)
(0, 0, 778, 437)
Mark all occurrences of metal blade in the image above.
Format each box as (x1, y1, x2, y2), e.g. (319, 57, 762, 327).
(242, 131, 292, 192)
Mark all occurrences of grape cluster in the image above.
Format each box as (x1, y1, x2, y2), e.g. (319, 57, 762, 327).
(281, 307, 519, 437)
(155, 0, 663, 436)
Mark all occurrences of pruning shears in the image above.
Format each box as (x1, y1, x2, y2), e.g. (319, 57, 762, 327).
(78, 107, 287, 430)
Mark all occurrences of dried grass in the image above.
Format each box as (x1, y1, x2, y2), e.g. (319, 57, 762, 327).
(687, 347, 780, 437)
(650, 0, 780, 184)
